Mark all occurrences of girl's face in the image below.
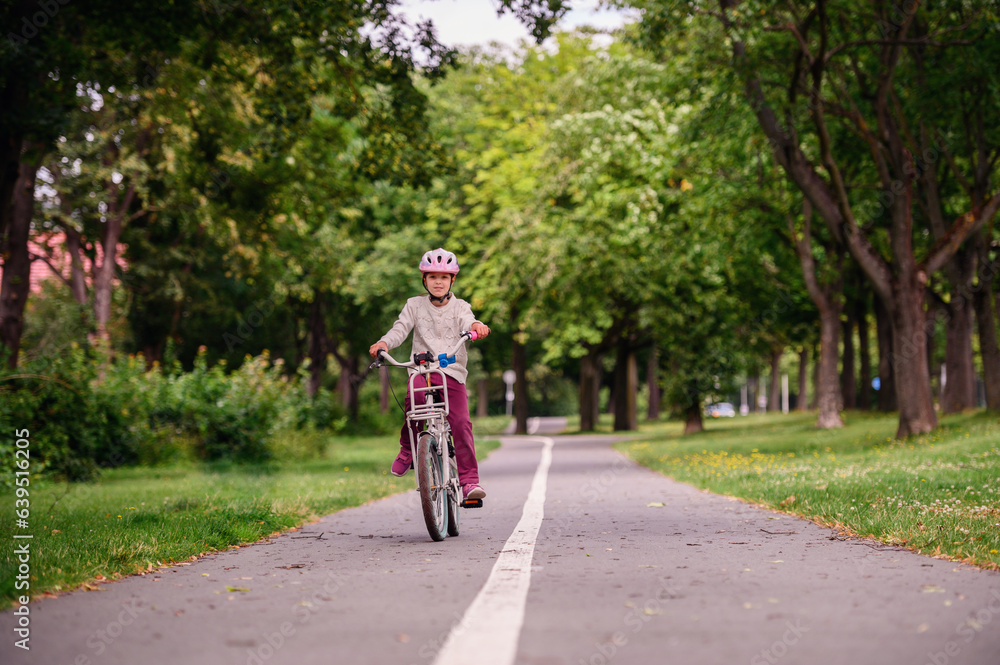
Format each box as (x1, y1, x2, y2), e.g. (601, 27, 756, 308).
(424, 272, 453, 298)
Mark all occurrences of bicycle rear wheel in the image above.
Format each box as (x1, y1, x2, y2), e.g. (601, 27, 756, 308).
(416, 432, 447, 541)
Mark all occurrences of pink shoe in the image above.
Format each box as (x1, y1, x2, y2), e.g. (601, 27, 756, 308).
(463, 484, 486, 500)
(391, 451, 412, 477)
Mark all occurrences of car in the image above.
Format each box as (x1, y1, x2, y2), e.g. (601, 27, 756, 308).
(707, 402, 736, 418)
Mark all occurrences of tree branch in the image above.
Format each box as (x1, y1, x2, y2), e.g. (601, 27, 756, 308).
(922, 192, 1000, 276)
(27, 251, 73, 289)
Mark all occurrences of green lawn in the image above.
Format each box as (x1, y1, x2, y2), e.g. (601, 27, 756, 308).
(620, 410, 1000, 570)
(1, 432, 500, 607)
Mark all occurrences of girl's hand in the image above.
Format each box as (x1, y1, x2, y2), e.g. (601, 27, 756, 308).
(370, 341, 388, 358)
(471, 322, 490, 339)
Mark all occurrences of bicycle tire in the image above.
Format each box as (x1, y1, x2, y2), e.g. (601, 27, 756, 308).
(416, 432, 447, 541)
(446, 455, 460, 537)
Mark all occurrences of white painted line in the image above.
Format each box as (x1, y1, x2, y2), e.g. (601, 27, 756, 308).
(432, 437, 554, 665)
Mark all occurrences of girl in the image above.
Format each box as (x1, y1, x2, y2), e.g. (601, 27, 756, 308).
(369, 248, 490, 501)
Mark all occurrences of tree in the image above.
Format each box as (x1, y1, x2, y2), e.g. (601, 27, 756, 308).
(615, 0, 1000, 437)
(1, 0, 457, 370)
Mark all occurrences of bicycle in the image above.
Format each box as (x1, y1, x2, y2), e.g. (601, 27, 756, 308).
(373, 330, 482, 541)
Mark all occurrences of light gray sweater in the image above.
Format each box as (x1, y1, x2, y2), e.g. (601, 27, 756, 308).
(379, 295, 482, 384)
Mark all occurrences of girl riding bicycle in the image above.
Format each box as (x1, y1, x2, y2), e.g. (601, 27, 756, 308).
(369, 248, 490, 502)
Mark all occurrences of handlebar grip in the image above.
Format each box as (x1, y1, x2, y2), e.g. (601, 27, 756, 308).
(466, 330, 479, 341)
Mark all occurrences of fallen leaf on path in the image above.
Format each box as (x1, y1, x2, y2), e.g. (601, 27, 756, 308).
(921, 585, 946, 593)
(225, 586, 250, 592)
(647, 502, 665, 508)
(643, 608, 663, 616)
(397, 634, 410, 643)
(768, 560, 784, 563)
(917, 623, 930, 633)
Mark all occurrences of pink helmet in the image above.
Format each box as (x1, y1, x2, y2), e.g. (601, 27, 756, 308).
(419, 248, 460, 275)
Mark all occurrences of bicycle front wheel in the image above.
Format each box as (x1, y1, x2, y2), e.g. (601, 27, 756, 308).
(446, 455, 460, 537)
(416, 432, 447, 541)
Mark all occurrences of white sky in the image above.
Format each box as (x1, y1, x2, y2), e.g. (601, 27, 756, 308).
(397, 0, 636, 50)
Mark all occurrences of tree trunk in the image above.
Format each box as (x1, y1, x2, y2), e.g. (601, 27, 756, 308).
(874, 295, 898, 412)
(817, 305, 844, 428)
(381, 367, 392, 414)
(857, 293, 872, 410)
(767, 345, 782, 412)
(797, 347, 809, 411)
(335, 354, 360, 419)
(0, 110, 26, 250)
(810, 341, 819, 409)
(0, 150, 40, 369)
(307, 298, 328, 397)
(973, 233, 1000, 410)
(513, 335, 529, 434)
(683, 401, 703, 435)
(613, 342, 638, 431)
(476, 377, 488, 418)
(941, 295, 976, 413)
(92, 204, 128, 346)
(64, 227, 88, 305)
(840, 309, 856, 410)
(940, 248, 977, 414)
(578, 348, 602, 431)
(788, 199, 842, 428)
(890, 280, 938, 437)
(925, 298, 942, 401)
(646, 348, 661, 421)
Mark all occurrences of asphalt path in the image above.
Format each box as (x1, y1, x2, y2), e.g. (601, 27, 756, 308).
(5, 417, 1000, 665)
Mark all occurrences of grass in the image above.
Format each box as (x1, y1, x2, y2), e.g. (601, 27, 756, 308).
(619, 409, 1000, 570)
(1, 430, 500, 607)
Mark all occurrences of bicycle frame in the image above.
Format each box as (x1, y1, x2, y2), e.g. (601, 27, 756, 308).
(403, 366, 451, 477)
(376, 330, 478, 497)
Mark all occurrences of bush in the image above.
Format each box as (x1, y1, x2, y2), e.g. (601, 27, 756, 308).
(0, 347, 148, 482)
(0, 346, 346, 483)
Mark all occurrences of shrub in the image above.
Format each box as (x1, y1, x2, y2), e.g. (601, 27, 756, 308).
(0, 346, 347, 482)
(0, 346, 148, 482)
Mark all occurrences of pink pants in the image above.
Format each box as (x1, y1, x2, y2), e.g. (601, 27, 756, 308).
(400, 373, 479, 486)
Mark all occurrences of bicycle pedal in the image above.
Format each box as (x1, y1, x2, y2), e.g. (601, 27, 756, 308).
(461, 499, 483, 509)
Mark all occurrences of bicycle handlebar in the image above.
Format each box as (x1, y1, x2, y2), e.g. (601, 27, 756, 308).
(375, 330, 478, 370)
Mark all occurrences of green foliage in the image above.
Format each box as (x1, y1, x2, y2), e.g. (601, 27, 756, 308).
(1, 348, 140, 481)
(0, 347, 346, 483)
